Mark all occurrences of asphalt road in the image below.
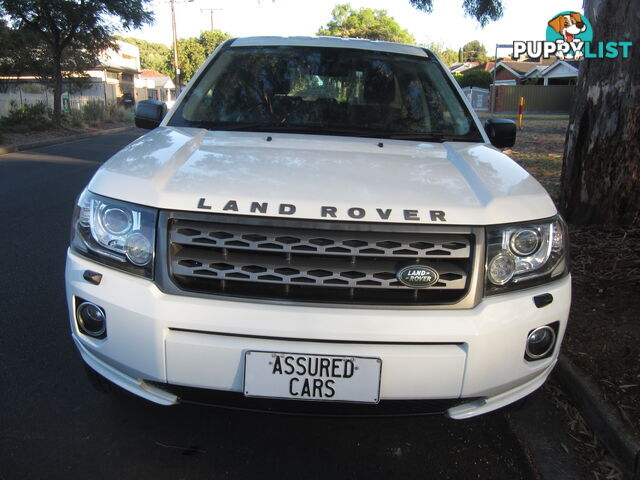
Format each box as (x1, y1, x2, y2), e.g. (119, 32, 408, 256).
(0, 130, 535, 480)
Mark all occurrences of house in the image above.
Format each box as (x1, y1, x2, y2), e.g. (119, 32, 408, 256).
(0, 39, 144, 114)
(522, 60, 580, 85)
(490, 58, 556, 85)
(480, 61, 496, 72)
(82, 39, 142, 104)
(449, 62, 479, 74)
(137, 70, 176, 106)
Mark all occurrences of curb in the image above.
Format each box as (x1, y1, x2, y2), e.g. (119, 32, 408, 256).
(0, 126, 136, 156)
(506, 390, 587, 479)
(554, 354, 640, 479)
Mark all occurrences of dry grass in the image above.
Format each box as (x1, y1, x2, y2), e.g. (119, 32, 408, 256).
(500, 116, 569, 202)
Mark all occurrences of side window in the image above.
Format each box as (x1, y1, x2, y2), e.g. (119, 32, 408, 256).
(421, 70, 472, 135)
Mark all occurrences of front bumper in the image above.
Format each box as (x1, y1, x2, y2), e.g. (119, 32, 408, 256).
(66, 249, 571, 418)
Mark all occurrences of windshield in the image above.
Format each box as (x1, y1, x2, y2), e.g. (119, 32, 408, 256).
(169, 45, 483, 142)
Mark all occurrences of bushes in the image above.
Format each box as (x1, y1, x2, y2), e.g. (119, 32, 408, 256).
(0, 99, 132, 131)
(0, 101, 52, 132)
(62, 108, 86, 128)
(458, 70, 493, 89)
(75, 100, 129, 126)
(80, 100, 106, 124)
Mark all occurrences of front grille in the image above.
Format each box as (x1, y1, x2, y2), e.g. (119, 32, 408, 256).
(161, 212, 478, 306)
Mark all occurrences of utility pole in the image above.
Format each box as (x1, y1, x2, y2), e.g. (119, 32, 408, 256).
(170, 0, 181, 95)
(200, 8, 222, 31)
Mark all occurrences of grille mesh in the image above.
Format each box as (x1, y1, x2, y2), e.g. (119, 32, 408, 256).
(166, 217, 474, 305)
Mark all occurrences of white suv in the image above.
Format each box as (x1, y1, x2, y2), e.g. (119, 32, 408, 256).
(66, 36, 570, 418)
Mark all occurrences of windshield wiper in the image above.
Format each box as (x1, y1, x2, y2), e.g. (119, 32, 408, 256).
(383, 132, 479, 142)
(187, 122, 320, 133)
(186, 121, 264, 131)
(186, 122, 480, 142)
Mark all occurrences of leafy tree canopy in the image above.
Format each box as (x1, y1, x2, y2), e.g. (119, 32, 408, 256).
(119, 37, 172, 76)
(175, 37, 206, 85)
(423, 42, 459, 66)
(117, 29, 230, 84)
(0, 20, 36, 77)
(317, 4, 415, 44)
(199, 30, 231, 55)
(408, 0, 504, 27)
(176, 30, 231, 83)
(461, 40, 487, 63)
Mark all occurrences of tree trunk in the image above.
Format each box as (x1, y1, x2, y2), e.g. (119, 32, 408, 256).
(560, 0, 640, 225)
(52, 54, 63, 124)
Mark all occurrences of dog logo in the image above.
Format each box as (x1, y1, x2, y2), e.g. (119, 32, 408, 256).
(513, 11, 631, 60)
(545, 11, 592, 59)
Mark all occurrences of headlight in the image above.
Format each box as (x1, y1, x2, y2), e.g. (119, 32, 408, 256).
(485, 216, 568, 295)
(70, 190, 157, 278)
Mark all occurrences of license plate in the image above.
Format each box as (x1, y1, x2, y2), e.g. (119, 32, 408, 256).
(244, 351, 382, 403)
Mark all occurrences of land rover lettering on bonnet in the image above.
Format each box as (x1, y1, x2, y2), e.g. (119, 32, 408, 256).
(65, 36, 570, 418)
(197, 198, 448, 222)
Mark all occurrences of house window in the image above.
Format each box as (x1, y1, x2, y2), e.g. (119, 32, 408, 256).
(148, 89, 158, 100)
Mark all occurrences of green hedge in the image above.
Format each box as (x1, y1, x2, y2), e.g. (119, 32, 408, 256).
(459, 70, 493, 89)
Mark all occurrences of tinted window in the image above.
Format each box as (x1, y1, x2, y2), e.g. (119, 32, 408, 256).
(169, 46, 482, 141)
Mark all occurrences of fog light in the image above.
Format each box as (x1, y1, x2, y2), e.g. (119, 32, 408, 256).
(76, 302, 106, 338)
(525, 325, 556, 360)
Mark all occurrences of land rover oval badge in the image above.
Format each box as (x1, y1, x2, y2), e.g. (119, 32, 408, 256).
(397, 265, 439, 288)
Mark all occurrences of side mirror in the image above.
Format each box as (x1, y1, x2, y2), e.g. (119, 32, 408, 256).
(484, 118, 517, 148)
(135, 99, 167, 130)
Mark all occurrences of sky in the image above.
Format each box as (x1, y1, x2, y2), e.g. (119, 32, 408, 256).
(127, 0, 584, 54)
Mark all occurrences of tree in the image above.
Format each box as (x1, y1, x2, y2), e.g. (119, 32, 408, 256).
(459, 69, 492, 89)
(424, 42, 459, 66)
(317, 4, 415, 44)
(559, 0, 639, 225)
(0, 21, 37, 79)
(1, 22, 99, 95)
(175, 37, 206, 85)
(409, 0, 503, 27)
(120, 37, 172, 76)
(199, 30, 231, 56)
(172, 30, 231, 84)
(461, 40, 487, 63)
(0, 0, 153, 123)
